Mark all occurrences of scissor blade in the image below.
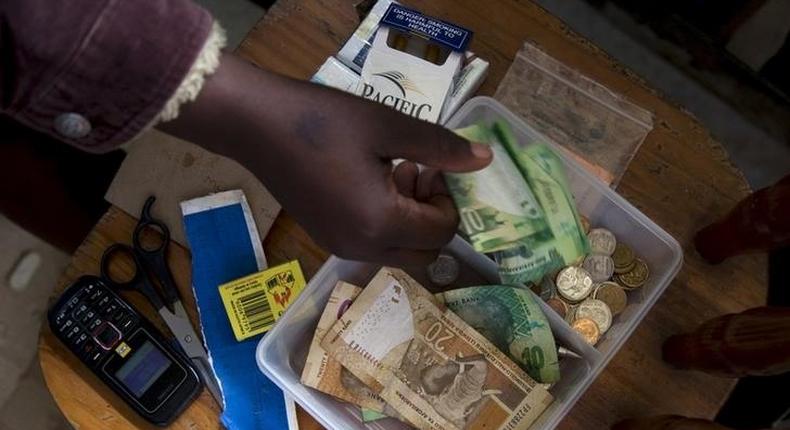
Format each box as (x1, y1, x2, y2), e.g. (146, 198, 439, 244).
(158, 303, 207, 359)
(157, 304, 222, 405)
(192, 357, 223, 406)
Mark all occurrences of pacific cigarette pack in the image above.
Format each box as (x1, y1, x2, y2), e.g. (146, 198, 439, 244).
(310, 57, 360, 93)
(440, 54, 489, 124)
(356, 4, 473, 123)
(336, 0, 394, 73)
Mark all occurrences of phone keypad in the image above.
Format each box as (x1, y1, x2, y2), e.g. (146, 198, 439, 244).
(65, 324, 82, 341)
(74, 332, 89, 347)
(93, 322, 122, 350)
(53, 280, 139, 364)
(118, 316, 137, 333)
(80, 340, 103, 364)
(73, 303, 88, 321)
(96, 295, 111, 308)
(87, 287, 105, 303)
(80, 310, 95, 325)
(59, 319, 74, 333)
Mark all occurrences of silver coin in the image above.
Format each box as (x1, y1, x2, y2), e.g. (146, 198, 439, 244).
(555, 266, 594, 302)
(427, 254, 459, 286)
(587, 228, 617, 256)
(582, 254, 615, 283)
(576, 298, 613, 333)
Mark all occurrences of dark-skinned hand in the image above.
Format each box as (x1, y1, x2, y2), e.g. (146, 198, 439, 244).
(162, 54, 492, 265)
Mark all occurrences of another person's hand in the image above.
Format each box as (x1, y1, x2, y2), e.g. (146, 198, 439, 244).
(162, 54, 492, 265)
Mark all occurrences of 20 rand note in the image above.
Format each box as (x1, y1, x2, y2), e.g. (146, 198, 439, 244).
(320, 267, 553, 430)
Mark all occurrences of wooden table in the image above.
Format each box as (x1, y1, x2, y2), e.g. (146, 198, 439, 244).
(39, 0, 767, 429)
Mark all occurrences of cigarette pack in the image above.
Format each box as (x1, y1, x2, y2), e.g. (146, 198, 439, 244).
(356, 4, 473, 123)
(336, 0, 395, 73)
(439, 55, 489, 124)
(310, 57, 360, 93)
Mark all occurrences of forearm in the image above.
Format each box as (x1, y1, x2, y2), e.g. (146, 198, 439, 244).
(156, 53, 374, 249)
(158, 53, 289, 166)
(158, 52, 490, 264)
(157, 53, 363, 194)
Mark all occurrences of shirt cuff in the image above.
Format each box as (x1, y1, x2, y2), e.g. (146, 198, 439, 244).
(156, 22, 227, 124)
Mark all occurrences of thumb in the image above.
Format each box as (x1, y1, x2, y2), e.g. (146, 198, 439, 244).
(381, 122, 492, 173)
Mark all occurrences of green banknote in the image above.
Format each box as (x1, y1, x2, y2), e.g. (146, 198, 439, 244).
(322, 268, 553, 430)
(446, 124, 549, 253)
(495, 142, 590, 285)
(446, 120, 588, 284)
(436, 285, 560, 383)
(360, 408, 389, 423)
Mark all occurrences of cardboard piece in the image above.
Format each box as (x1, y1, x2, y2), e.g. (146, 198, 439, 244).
(105, 130, 280, 247)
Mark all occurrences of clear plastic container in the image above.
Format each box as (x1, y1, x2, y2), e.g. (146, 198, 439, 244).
(257, 97, 683, 430)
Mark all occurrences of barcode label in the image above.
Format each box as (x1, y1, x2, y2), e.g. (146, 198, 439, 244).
(219, 260, 307, 341)
(238, 290, 274, 332)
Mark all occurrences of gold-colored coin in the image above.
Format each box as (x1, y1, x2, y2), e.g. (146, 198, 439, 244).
(616, 258, 649, 289)
(546, 297, 569, 319)
(593, 282, 628, 315)
(572, 317, 601, 345)
(614, 258, 637, 275)
(612, 242, 635, 271)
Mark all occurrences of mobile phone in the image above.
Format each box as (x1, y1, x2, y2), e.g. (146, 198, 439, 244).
(48, 276, 202, 426)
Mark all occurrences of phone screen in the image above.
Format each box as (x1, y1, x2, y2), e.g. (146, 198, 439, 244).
(114, 340, 172, 398)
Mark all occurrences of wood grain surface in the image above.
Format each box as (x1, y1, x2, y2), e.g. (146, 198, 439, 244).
(238, 2, 767, 426)
(40, 1, 767, 429)
(38, 207, 223, 429)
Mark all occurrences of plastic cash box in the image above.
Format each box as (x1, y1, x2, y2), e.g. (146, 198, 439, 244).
(256, 97, 683, 429)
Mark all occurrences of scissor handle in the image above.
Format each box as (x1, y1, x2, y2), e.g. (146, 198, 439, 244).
(133, 196, 170, 253)
(100, 243, 166, 311)
(132, 196, 181, 309)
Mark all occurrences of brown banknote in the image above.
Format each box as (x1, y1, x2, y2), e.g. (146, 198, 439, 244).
(300, 281, 395, 414)
(321, 268, 553, 430)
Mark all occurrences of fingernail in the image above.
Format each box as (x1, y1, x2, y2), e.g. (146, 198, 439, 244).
(470, 142, 492, 159)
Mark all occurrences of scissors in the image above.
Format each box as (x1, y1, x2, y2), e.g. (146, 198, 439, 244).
(100, 196, 222, 405)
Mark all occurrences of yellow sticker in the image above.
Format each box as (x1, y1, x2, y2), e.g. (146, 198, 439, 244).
(115, 342, 131, 358)
(218, 260, 307, 341)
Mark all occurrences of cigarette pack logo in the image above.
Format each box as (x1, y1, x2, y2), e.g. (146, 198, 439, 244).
(360, 70, 433, 119)
(372, 71, 425, 97)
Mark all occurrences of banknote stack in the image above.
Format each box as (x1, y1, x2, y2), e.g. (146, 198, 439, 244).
(443, 120, 652, 347)
(301, 267, 558, 429)
(445, 121, 590, 286)
(539, 224, 650, 346)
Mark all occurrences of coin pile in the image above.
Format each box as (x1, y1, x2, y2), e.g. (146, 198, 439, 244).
(544, 222, 649, 346)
